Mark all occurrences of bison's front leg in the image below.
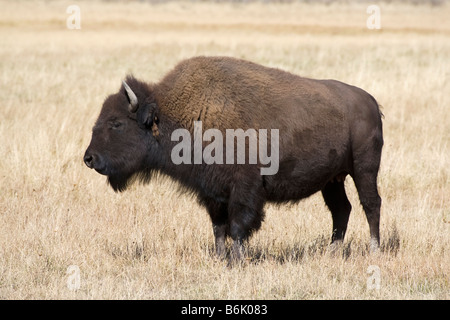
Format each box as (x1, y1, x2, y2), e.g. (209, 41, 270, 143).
(230, 237, 245, 262)
(202, 197, 229, 259)
(213, 223, 227, 258)
(228, 187, 265, 263)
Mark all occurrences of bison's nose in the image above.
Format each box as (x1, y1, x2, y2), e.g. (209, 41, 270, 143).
(84, 153, 95, 169)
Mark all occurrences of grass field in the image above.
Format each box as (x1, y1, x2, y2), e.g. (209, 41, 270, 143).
(0, 0, 448, 299)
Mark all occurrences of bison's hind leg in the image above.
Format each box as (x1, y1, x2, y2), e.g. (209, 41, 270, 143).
(322, 180, 352, 248)
(352, 139, 383, 252)
(352, 168, 382, 253)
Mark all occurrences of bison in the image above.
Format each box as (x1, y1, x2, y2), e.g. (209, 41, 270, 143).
(84, 56, 383, 261)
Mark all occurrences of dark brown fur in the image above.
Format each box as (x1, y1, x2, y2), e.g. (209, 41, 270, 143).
(84, 56, 383, 261)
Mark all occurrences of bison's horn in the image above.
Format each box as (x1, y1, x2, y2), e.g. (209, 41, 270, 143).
(122, 80, 138, 113)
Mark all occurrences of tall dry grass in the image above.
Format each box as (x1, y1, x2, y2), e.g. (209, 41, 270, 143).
(0, 0, 448, 299)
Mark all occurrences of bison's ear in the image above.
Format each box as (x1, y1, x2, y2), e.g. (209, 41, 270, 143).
(137, 103, 159, 136)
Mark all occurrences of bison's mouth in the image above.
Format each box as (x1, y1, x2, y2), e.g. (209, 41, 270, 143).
(91, 163, 112, 176)
(94, 166, 107, 175)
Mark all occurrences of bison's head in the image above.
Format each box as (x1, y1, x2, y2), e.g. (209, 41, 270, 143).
(84, 76, 160, 192)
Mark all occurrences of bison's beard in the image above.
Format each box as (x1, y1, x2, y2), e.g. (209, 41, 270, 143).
(107, 168, 153, 193)
(107, 172, 133, 192)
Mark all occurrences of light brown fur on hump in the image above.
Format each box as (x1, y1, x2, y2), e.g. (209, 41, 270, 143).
(154, 56, 277, 132)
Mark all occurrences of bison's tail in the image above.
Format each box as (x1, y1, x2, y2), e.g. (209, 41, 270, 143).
(377, 103, 385, 119)
(368, 94, 384, 120)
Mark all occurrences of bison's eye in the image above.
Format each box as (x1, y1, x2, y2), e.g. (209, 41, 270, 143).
(108, 120, 124, 130)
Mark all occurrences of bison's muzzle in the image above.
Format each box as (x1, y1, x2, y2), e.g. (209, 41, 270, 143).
(83, 151, 106, 175)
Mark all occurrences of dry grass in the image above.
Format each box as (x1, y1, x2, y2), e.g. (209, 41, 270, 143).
(0, 0, 448, 299)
